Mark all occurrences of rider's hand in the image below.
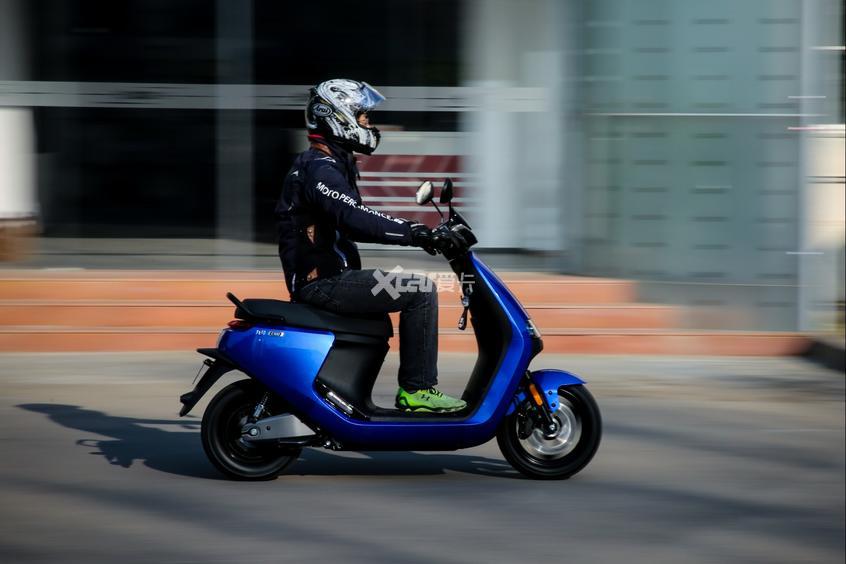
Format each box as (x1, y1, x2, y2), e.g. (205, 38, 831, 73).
(409, 223, 437, 255)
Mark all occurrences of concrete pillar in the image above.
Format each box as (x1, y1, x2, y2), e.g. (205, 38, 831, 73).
(797, 0, 846, 332)
(0, 0, 37, 260)
(462, 0, 520, 249)
(462, 0, 576, 255)
(215, 0, 255, 267)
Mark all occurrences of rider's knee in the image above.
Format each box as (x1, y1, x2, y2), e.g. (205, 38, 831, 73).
(408, 274, 437, 308)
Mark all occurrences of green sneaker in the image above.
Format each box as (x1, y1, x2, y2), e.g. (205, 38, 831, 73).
(395, 387, 467, 413)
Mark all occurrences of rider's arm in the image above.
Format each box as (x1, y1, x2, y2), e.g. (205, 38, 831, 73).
(307, 165, 414, 245)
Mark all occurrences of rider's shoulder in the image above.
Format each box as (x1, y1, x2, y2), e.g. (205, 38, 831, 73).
(302, 148, 342, 170)
(303, 151, 347, 185)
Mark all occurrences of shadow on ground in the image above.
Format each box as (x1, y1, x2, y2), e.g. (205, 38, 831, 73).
(18, 403, 517, 480)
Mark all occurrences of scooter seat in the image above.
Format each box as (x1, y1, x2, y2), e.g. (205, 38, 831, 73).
(235, 298, 393, 339)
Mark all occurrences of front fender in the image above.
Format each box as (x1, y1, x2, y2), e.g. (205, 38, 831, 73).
(506, 369, 586, 415)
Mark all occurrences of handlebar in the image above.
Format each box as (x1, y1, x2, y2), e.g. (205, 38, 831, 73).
(430, 220, 477, 256)
(414, 177, 476, 256)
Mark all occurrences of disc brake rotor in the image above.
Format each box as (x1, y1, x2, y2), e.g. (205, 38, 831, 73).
(518, 398, 582, 459)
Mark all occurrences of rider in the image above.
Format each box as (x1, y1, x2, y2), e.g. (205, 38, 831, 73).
(275, 78, 466, 413)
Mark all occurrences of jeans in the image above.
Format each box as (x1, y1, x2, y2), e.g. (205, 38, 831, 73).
(295, 269, 438, 391)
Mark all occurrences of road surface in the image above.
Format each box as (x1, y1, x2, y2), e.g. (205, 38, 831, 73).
(0, 352, 843, 563)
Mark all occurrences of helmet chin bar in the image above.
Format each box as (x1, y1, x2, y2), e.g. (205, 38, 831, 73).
(331, 124, 380, 155)
(356, 126, 381, 155)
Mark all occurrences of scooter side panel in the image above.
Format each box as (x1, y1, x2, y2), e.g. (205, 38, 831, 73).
(219, 326, 335, 423)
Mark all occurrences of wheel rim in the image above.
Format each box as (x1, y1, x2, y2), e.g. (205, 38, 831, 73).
(518, 397, 582, 460)
(221, 405, 271, 464)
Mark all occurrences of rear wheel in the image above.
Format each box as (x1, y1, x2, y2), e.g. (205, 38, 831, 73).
(201, 380, 301, 480)
(497, 385, 601, 480)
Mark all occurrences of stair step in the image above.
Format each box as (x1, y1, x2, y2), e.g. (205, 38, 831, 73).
(0, 270, 804, 356)
(0, 301, 679, 330)
(0, 271, 636, 304)
(0, 279, 287, 302)
(0, 326, 809, 356)
(393, 304, 678, 330)
(0, 301, 229, 328)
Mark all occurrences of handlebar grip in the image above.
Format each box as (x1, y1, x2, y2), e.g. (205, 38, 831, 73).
(432, 233, 453, 252)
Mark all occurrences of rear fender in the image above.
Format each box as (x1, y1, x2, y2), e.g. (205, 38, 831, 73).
(505, 369, 586, 415)
(178, 348, 237, 416)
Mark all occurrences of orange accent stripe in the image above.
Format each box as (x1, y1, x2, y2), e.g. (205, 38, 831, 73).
(528, 383, 544, 406)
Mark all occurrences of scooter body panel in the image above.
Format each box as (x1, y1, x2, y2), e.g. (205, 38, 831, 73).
(220, 326, 336, 425)
(217, 253, 536, 450)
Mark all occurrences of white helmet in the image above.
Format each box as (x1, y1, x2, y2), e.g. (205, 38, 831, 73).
(305, 79, 385, 155)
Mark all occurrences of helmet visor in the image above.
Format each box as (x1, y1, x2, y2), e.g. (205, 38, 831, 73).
(357, 82, 386, 113)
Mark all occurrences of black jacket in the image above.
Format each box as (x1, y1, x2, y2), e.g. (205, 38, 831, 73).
(275, 144, 414, 295)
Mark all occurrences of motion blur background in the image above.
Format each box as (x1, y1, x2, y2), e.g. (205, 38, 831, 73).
(0, 0, 843, 337)
(1, 6, 843, 562)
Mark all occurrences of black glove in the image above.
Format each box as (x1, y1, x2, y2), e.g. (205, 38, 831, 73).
(409, 222, 437, 255)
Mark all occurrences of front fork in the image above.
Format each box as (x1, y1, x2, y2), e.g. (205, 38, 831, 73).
(517, 372, 560, 439)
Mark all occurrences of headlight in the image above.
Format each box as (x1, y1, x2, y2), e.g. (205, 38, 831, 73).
(527, 319, 542, 338)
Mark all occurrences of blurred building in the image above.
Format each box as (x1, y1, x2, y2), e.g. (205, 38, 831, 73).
(573, 0, 845, 333)
(0, 0, 843, 333)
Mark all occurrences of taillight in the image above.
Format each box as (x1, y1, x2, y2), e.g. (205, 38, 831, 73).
(227, 319, 253, 330)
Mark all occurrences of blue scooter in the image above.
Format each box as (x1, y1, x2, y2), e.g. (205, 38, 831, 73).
(179, 179, 601, 480)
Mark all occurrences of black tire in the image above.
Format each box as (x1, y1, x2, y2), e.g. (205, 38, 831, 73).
(497, 384, 601, 480)
(201, 380, 301, 480)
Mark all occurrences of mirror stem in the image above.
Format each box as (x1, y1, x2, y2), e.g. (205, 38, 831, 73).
(431, 201, 445, 219)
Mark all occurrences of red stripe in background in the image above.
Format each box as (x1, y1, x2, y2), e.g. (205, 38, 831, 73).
(359, 185, 466, 196)
(360, 193, 466, 204)
(357, 154, 463, 174)
(357, 156, 464, 200)
(390, 210, 438, 224)
(356, 155, 466, 223)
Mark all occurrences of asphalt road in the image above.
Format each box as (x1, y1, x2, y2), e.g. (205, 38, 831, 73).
(0, 352, 843, 564)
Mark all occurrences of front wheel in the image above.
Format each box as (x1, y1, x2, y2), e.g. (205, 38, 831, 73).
(497, 385, 601, 480)
(201, 379, 301, 480)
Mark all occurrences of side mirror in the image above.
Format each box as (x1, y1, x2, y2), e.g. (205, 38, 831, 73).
(415, 181, 434, 205)
(440, 178, 454, 204)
